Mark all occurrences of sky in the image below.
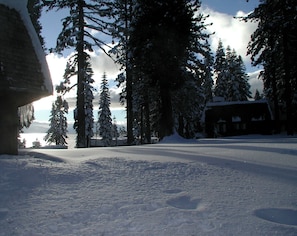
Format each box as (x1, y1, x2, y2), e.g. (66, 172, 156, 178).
(31, 0, 261, 128)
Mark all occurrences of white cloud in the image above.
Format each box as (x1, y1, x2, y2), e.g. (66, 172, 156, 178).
(201, 7, 257, 65)
(34, 49, 123, 112)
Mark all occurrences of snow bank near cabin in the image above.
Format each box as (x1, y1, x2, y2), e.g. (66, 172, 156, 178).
(160, 131, 198, 144)
(0, 0, 52, 93)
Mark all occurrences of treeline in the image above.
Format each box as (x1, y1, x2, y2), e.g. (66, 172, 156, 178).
(27, 0, 296, 147)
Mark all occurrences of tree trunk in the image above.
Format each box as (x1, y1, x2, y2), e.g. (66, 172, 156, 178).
(126, 67, 134, 144)
(125, 0, 134, 145)
(158, 86, 174, 139)
(271, 70, 281, 133)
(283, 25, 293, 135)
(76, 0, 86, 147)
(144, 101, 151, 143)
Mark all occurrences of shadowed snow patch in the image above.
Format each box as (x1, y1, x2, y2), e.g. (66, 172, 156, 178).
(0, 208, 8, 221)
(254, 208, 297, 226)
(166, 195, 201, 210)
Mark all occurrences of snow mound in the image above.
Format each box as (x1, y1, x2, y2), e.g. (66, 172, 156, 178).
(159, 131, 198, 144)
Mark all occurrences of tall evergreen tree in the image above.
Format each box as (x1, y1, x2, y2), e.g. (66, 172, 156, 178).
(44, 95, 68, 146)
(98, 73, 113, 146)
(44, 0, 113, 147)
(214, 42, 251, 101)
(243, 0, 297, 134)
(110, 0, 135, 144)
(129, 0, 211, 140)
(235, 55, 252, 101)
(83, 55, 95, 147)
(225, 47, 251, 101)
(202, 41, 214, 103)
(214, 40, 228, 99)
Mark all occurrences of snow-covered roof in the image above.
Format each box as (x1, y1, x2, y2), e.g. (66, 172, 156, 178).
(0, 0, 52, 99)
(206, 99, 270, 108)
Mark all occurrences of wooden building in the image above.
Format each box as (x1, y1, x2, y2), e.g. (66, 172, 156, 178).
(0, 1, 52, 154)
(203, 100, 273, 138)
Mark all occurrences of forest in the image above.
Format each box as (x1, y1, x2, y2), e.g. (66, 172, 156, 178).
(24, 0, 297, 147)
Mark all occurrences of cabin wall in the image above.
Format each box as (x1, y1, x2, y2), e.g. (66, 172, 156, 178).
(0, 99, 18, 154)
(204, 102, 273, 138)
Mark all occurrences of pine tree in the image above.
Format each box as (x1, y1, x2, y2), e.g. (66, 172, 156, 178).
(235, 55, 251, 101)
(129, 0, 211, 140)
(202, 41, 214, 103)
(45, 0, 113, 147)
(112, 116, 119, 145)
(44, 95, 68, 146)
(214, 42, 251, 101)
(214, 40, 228, 99)
(83, 55, 95, 147)
(243, 0, 297, 134)
(98, 73, 113, 146)
(110, 0, 135, 144)
(173, 71, 205, 138)
(225, 46, 239, 101)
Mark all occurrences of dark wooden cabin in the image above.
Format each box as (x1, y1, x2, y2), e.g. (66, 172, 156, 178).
(0, 2, 52, 154)
(204, 100, 273, 138)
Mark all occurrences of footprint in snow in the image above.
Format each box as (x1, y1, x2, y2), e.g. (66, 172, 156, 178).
(166, 195, 201, 210)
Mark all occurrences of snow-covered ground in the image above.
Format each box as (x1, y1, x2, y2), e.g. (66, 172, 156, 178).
(1, 134, 297, 235)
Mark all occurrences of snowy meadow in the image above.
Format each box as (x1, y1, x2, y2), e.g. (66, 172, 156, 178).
(1, 134, 297, 235)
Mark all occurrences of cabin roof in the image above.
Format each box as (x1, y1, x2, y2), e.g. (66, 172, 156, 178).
(0, 1, 52, 106)
(206, 100, 270, 108)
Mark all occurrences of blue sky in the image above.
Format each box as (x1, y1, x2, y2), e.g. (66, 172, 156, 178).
(32, 0, 261, 127)
(202, 0, 259, 15)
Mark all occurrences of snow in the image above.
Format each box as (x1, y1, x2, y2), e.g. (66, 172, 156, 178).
(0, 0, 53, 93)
(1, 135, 297, 235)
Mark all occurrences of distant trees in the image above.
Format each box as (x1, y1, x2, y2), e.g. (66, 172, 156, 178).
(44, 0, 112, 147)
(44, 95, 68, 146)
(243, 0, 297, 134)
(214, 40, 251, 101)
(97, 73, 113, 146)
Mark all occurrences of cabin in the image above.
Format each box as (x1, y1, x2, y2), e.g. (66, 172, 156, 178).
(203, 100, 273, 138)
(0, 1, 52, 154)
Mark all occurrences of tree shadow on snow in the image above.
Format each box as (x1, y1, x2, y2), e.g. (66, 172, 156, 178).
(19, 150, 66, 163)
(112, 145, 297, 184)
